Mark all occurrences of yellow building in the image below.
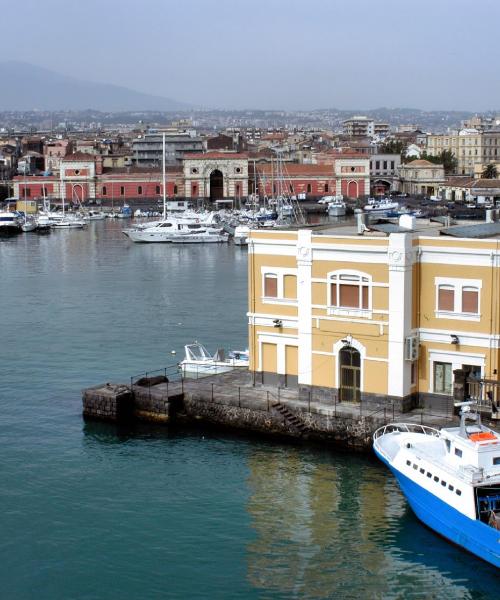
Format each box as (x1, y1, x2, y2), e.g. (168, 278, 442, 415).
(248, 225, 500, 411)
(427, 130, 500, 175)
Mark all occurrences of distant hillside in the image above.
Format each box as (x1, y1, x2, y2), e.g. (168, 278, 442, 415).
(0, 61, 189, 112)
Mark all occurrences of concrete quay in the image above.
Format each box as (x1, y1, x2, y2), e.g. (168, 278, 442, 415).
(82, 369, 464, 452)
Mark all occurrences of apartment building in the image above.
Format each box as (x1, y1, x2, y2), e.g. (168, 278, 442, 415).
(247, 224, 500, 411)
(426, 129, 500, 175)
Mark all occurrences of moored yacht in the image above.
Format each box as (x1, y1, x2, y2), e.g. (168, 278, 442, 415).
(123, 219, 227, 243)
(364, 197, 399, 213)
(326, 196, 346, 216)
(179, 342, 249, 378)
(373, 404, 500, 568)
(0, 210, 22, 234)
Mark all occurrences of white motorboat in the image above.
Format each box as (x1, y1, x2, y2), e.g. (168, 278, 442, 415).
(0, 210, 22, 234)
(52, 215, 86, 229)
(124, 217, 226, 243)
(373, 403, 500, 568)
(83, 210, 106, 221)
(35, 214, 52, 231)
(179, 342, 249, 378)
(326, 196, 346, 216)
(364, 197, 400, 213)
(21, 215, 37, 232)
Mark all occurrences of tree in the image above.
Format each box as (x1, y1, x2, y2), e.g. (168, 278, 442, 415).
(379, 139, 406, 156)
(439, 150, 458, 174)
(482, 163, 498, 179)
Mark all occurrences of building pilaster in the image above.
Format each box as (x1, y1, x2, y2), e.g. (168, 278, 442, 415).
(388, 233, 414, 397)
(297, 229, 313, 385)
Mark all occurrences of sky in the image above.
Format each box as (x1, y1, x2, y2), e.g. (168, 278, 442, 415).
(1, 0, 499, 111)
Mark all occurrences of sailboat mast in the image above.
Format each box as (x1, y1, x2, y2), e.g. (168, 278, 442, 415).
(60, 168, 65, 215)
(162, 132, 167, 220)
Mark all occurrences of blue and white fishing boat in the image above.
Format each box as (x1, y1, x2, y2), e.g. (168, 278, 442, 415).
(373, 404, 500, 568)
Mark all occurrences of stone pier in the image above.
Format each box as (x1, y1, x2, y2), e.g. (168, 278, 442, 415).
(82, 369, 472, 452)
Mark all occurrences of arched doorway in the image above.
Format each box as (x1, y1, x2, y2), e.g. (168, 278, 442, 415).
(71, 183, 85, 205)
(339, 345, 361, 403)
(210, 170, 224, 201)
(347, 180, 358, 198)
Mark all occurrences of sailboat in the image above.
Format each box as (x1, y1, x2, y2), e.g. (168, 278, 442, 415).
(123, 134, 228, 244)
(51, 172, 85, 229)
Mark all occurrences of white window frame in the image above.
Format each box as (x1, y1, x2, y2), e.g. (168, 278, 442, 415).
(428, 349, 484, 394)
(434, 277, 481, 322)
(261, 267, 297, 305)
(327, 269, 372, 318)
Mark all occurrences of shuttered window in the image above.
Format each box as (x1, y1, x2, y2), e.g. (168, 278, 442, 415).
(462, 287, 478, 313)
(264, 274, 278, 298)
(438, 286, 454, 311)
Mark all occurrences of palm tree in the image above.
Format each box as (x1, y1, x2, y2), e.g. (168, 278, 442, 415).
(482, 163, 498, 179)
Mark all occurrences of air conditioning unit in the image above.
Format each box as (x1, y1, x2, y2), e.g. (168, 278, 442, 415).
(404, 336, 419, 361)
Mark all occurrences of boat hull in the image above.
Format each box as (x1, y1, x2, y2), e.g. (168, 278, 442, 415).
(374, 447, 500, 568)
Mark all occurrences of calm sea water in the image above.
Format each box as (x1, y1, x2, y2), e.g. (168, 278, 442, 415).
(0, 220, 498, 599)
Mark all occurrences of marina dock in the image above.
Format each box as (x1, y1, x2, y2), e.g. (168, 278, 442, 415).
(82, 367, 474, 452)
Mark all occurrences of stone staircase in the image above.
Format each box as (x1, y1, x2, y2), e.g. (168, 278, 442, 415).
(272, 402, 309, 436)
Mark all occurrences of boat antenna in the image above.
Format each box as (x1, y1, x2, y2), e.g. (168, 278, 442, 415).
(162, 132, 167, 220)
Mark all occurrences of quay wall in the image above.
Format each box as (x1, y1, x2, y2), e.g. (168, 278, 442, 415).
(183, 390, 379, 451)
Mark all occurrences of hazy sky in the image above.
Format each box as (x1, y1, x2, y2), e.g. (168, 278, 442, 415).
(2, 0, 499, 111)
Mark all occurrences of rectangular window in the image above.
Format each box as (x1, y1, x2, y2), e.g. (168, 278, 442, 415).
(138, 186, 143, 195)
(462, 287, 478, 313)
(156, 185, 160, 194)
(264, 275, 278, 298)
(120, 186, 125, 196)
(102, 186, 107, 196)
(438, 286, 454, 311)
(455, 448, 463, 457)
(283, 274, 297, 299)
(339, 284, 359, 308)
(434, 362, 452, 395)
(324, 183, 329, 193)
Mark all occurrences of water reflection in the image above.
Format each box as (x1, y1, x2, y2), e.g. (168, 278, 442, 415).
(245, 448, 499, 598)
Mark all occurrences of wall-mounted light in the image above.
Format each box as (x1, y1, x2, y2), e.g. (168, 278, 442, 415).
(450, 334, 459, 345)
(273, 319, 282, 328)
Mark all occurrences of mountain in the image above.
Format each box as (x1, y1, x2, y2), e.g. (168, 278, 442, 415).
(0, 61, 189, 112)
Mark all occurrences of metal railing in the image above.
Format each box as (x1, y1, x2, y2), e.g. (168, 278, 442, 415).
(466, 378, 500, 415)
(130, 364, 184, 401)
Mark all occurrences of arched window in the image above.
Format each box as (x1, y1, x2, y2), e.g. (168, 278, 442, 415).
(329, 272, 370, 310)
(307, 183, 312, 193)
(138, 185, 143, 195)
(438, 285, 454, 311)
(102, 186, 107, 196)
(324, 183, 329, 193)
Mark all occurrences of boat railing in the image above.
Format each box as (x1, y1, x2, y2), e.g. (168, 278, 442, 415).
(373, 423, 440, 442)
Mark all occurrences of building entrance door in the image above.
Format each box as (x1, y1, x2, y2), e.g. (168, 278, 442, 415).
(210, 170, 224, 201)
(339, 346, 361, 403)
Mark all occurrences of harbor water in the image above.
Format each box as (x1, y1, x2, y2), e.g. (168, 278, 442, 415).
(1, 220, 498, 599)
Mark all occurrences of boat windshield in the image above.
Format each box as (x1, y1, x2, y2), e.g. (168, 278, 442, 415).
(185, 343, 212, 361)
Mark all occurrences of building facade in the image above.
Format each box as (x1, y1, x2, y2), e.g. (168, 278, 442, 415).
(248, 227, 500, 410)
(398, 159, 445, 196)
